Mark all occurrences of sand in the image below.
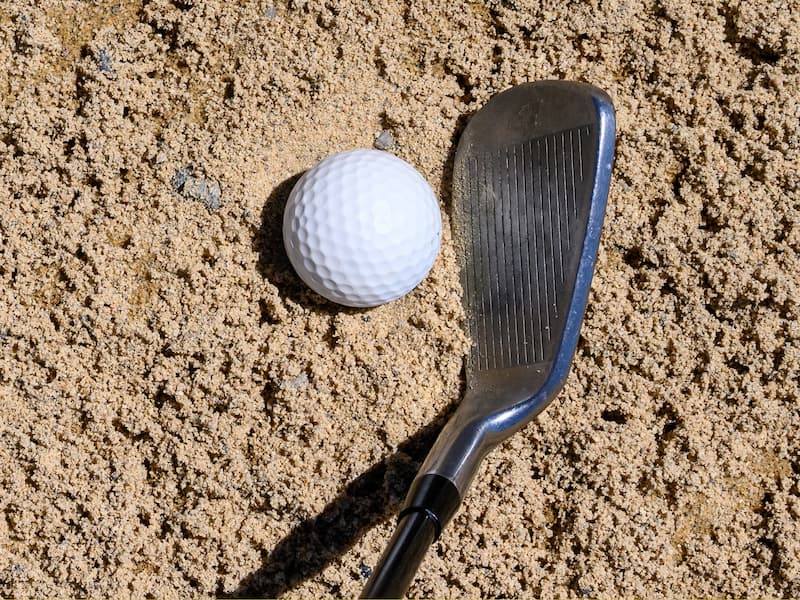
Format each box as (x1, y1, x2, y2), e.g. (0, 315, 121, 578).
(1, 0, 798, 597)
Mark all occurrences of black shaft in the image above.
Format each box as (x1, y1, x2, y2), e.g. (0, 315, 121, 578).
(360, 511, 437, 599)
(361, 474, 462, 598)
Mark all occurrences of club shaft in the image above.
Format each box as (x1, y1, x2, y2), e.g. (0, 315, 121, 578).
(360, 511, 436, 599)
(361, 473, 462, 598)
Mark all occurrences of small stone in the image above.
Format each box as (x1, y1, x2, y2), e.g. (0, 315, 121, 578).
(172, 167, 222, 211)
(359, 563, 372, 579)
(374, 130, 395, 150)
(282, 373, 308, 390)
(173, 167, 191, 190)
(96, 48, 114, 74)
(264, 6, 277, 18)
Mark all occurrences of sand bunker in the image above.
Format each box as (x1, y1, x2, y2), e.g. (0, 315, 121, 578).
(1, 0, 798, 597)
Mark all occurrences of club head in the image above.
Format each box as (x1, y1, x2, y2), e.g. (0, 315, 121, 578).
(431, 81, 616, 493)
(458, 81, 614, 409)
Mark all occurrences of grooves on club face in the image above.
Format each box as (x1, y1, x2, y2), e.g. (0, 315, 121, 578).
(456, 124, 595, 373)
(452, 81, 614, 410)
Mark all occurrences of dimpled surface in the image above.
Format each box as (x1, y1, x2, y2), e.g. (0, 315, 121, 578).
(283, 149, 442, 307)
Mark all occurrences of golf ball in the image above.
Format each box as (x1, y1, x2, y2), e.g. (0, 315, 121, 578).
(283, 149, 442, 308)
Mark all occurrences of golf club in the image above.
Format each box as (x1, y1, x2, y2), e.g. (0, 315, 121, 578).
(361, 80, 616, 598)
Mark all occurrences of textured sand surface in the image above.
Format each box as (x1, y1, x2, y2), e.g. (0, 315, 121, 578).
(1, 0, 799, 598)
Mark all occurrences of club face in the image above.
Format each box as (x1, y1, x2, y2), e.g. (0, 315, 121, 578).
(452, 81, 615, 416)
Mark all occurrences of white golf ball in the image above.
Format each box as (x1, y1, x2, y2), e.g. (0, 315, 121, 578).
(283, 149, 442, 308)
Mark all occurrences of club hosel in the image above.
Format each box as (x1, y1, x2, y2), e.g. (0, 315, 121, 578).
(412, 404, 501, 505)
(413, 381, 554, 503)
